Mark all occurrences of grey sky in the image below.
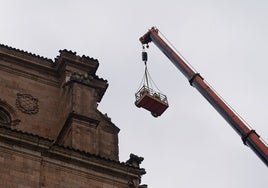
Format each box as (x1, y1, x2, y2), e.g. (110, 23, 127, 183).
(1, 0, 267, 187)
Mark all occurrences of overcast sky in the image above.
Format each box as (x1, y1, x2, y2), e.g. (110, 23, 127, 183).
(1, 1, 267, 187)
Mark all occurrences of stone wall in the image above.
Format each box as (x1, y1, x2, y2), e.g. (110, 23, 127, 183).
(0, 128, 145, 187)
(0, 45, 146, 187)
(0, 45, 118, 160)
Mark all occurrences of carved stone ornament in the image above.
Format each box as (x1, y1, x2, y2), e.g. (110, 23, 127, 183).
(126, 153, 144, 168)
(70, 72, 94, 85)
(16, 93, 39, 114)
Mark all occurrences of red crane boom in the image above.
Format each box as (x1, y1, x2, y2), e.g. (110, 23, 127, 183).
(139, 27, 268, 166)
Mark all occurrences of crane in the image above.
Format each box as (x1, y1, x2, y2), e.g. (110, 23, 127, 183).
(139, 27, 268, 166)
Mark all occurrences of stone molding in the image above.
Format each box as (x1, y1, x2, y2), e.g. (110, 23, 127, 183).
(0, 125, 146, 180)
(0, 44, 108, 101)
(56, 112, 100, 144)
(63, 72, 108, 102)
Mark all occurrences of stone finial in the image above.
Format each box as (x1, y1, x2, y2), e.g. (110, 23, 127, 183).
(138, 185, 148, 188)
(126, 153, 144, 168)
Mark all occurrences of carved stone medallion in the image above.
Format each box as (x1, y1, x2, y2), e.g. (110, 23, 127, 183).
(16, 93, 39, 114)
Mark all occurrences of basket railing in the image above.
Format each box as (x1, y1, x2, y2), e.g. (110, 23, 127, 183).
(135, 85, 168, 104)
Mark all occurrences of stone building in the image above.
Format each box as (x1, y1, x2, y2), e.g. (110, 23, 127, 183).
(0, 44, 146, 188)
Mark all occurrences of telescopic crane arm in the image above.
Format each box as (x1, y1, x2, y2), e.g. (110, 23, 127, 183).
(140, 27, 268, 166)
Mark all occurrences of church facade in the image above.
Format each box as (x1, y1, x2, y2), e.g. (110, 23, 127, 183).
(0, 44, 146, 188)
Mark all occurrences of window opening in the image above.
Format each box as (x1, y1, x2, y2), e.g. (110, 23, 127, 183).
(0, 107, 11, 126)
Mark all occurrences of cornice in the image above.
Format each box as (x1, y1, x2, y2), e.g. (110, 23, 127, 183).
(97, 110, 120, 133)
(0, 125, 146, 178)
(46, 144, 146, 179)
(55, 112, 100, 145)
(0, 125, 52, 151)
(0, 44, 106, 88)
(0, 44, 53, 64)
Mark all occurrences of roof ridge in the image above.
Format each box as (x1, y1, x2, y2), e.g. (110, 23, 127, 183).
(0, 124, 53, 142)
(51, 143, 145, 171)
(0, 44, 100, 66)
(58, 49, 99, 62)
(0, 43, 54, 63)
(0, 124, 145, 174)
